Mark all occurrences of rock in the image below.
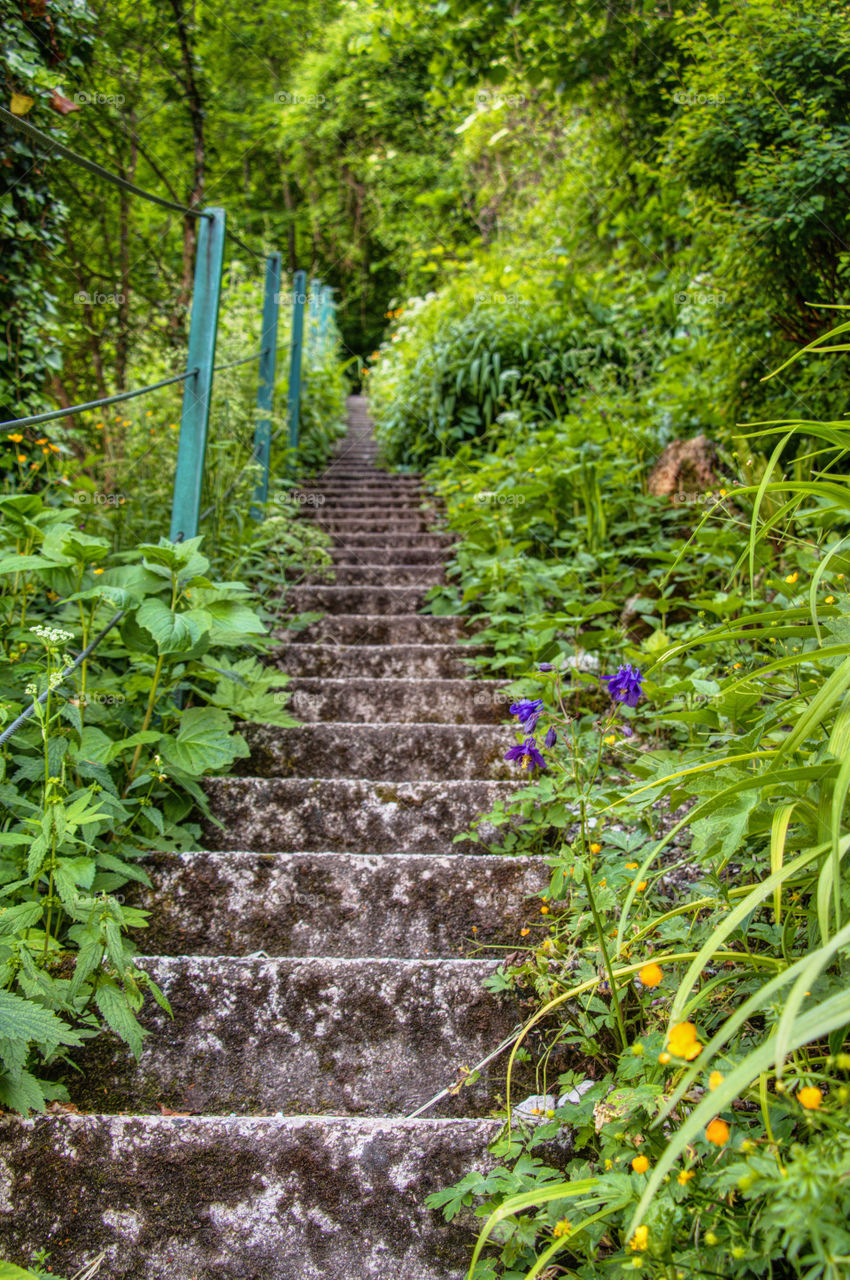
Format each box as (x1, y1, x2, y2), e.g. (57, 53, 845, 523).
(647, 435, 717, 498)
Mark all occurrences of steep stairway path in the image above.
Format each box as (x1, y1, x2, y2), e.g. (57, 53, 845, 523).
(0, 396, 547, 1279)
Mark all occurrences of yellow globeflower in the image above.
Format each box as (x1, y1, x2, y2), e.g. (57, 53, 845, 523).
(628, 1225, 649, 1252)
(784, 572, 798, 585)
(667, 1021, 702, 1061)
(705, 1117, 730, 1147)
(638, 962, 663, 988)
(590, 842, 602, 854)
(797, 1086, 823, 1110)
(709, 1070, 723, 1091)
(631, 1154, 650, 1174)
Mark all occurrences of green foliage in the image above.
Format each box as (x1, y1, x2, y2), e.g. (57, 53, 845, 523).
(0, 495, 309, 1113)
(425, 360, 850, 1276)
(0, 0, 94, 418)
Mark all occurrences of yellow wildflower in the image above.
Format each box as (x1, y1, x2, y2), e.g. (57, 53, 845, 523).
(677, 1169, 695, 1185)
(638, 963, 663, 988)
(631, 1154, 650, 1174)
(628, 1225, 649, 1252)
(784, 572, 798, 585)
(705, 1117, 730, 1146)
(668, 1022, 702, 1061)
(709, 1071, 723, 1091)
(798, 1086, 823, 1110)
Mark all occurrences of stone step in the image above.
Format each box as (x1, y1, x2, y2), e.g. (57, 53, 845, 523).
(325, 531, 451, 549)
(271, 642, 471, 678)
(202, 777, 512, 853)
(239, 722, 512, 780)
(134, 851, 546, 957)
(65, 957, 518, 1118)
(294, 565, 445, 588)
(296, 498, 431, 514)
(300, 478, 423, 491)
(286, 676, 507, 722)
(293, 487, 425, 501)
(329, 546, 445, 565)
(285, 614, 466, 645)
(0, 1113, 498, 1280)
(298, 516, 436, 535)
(284, 584, 435, 614)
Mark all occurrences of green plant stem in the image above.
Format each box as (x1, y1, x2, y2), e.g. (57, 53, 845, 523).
(124, 652, 165, 793)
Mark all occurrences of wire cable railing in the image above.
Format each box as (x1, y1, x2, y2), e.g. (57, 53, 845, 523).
(0, 103, 339, 739)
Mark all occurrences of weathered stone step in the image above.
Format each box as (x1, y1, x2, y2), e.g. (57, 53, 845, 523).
(299, 478, 423, 492)
(272, 642, 471, 678)
(286, 676, 506, 722)
(239, 722, 512, 780)
(135, 851, 546, 957)
(293, 487, 425, 501)
(285, 614, 466, 645)
(203, 777, 512, 852)
(0, 1113, 497, 1280)
(329, 546, 445, 565)
(66, 957, 517, 1117)
(325, 531, 451, 549)
(294, 565, 444, 588)
(299, 516, 436, 535)
(285, 583, 435, 614)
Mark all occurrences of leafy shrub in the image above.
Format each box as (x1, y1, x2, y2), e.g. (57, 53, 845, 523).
(0, 493, 317, 1113)
(426, 373, 850, 1276)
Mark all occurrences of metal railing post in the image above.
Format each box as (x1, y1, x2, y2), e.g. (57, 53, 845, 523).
(250, 251, 282, 518)
(170, 207, 226, 542)
(286, 268, 306, 452)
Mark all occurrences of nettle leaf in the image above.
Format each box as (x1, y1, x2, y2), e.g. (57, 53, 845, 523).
(94, 981, 145, 1057)
(136, 598, 204, 655)
(160, 707, 250, 775)
(0, 988, 81, 1047)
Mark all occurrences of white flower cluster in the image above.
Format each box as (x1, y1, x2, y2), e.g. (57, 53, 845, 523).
(29, 624, 74, 646)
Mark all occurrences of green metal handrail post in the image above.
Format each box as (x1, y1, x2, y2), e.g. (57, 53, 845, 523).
(170, 207, 226, 541)
(319, 285, 333, 354)
(287, 268, 307, 452)
(250, 251, 282, 518)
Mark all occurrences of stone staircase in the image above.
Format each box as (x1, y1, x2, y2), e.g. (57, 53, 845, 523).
(0, 397, 548, 1279)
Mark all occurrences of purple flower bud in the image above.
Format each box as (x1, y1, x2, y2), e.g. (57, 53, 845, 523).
(620, 725, 634, 738)
(544, 726, 557, 748)
(509, 698, 543, 731)
(537, 662, 555, 672)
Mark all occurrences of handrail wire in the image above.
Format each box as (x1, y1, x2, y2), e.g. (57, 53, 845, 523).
(227, 229, 268, 263)
(0, 106, 212, 220)
(0, 609, 126, 748)
(212, 347, 268, 375)
(0, 368, 199, 431)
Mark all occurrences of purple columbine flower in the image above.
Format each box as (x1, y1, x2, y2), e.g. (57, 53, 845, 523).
(620, 724, 634, 739)
(537, 662, 555, 672)
(504, 736, 547, 771)
(510, 698, 544, 731)
(544, 726, 557, 748)
(603, 664, 643, 708)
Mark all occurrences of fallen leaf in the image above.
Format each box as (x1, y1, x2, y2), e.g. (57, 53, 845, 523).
(50, 88, 80, 115)
(10, 93, 35, 116)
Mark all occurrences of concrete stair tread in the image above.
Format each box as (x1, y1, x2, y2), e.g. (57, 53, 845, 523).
(284, 614, 469, 645)
(134, 850, 547, 956)
(202, 776, 514, 852)
(272, 642, 477, 678)
(238, 722, 514, 780)
(286, 675, 508, 723)
(66, 956, 521, 1118)
(0, 1113, 498, 1280)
